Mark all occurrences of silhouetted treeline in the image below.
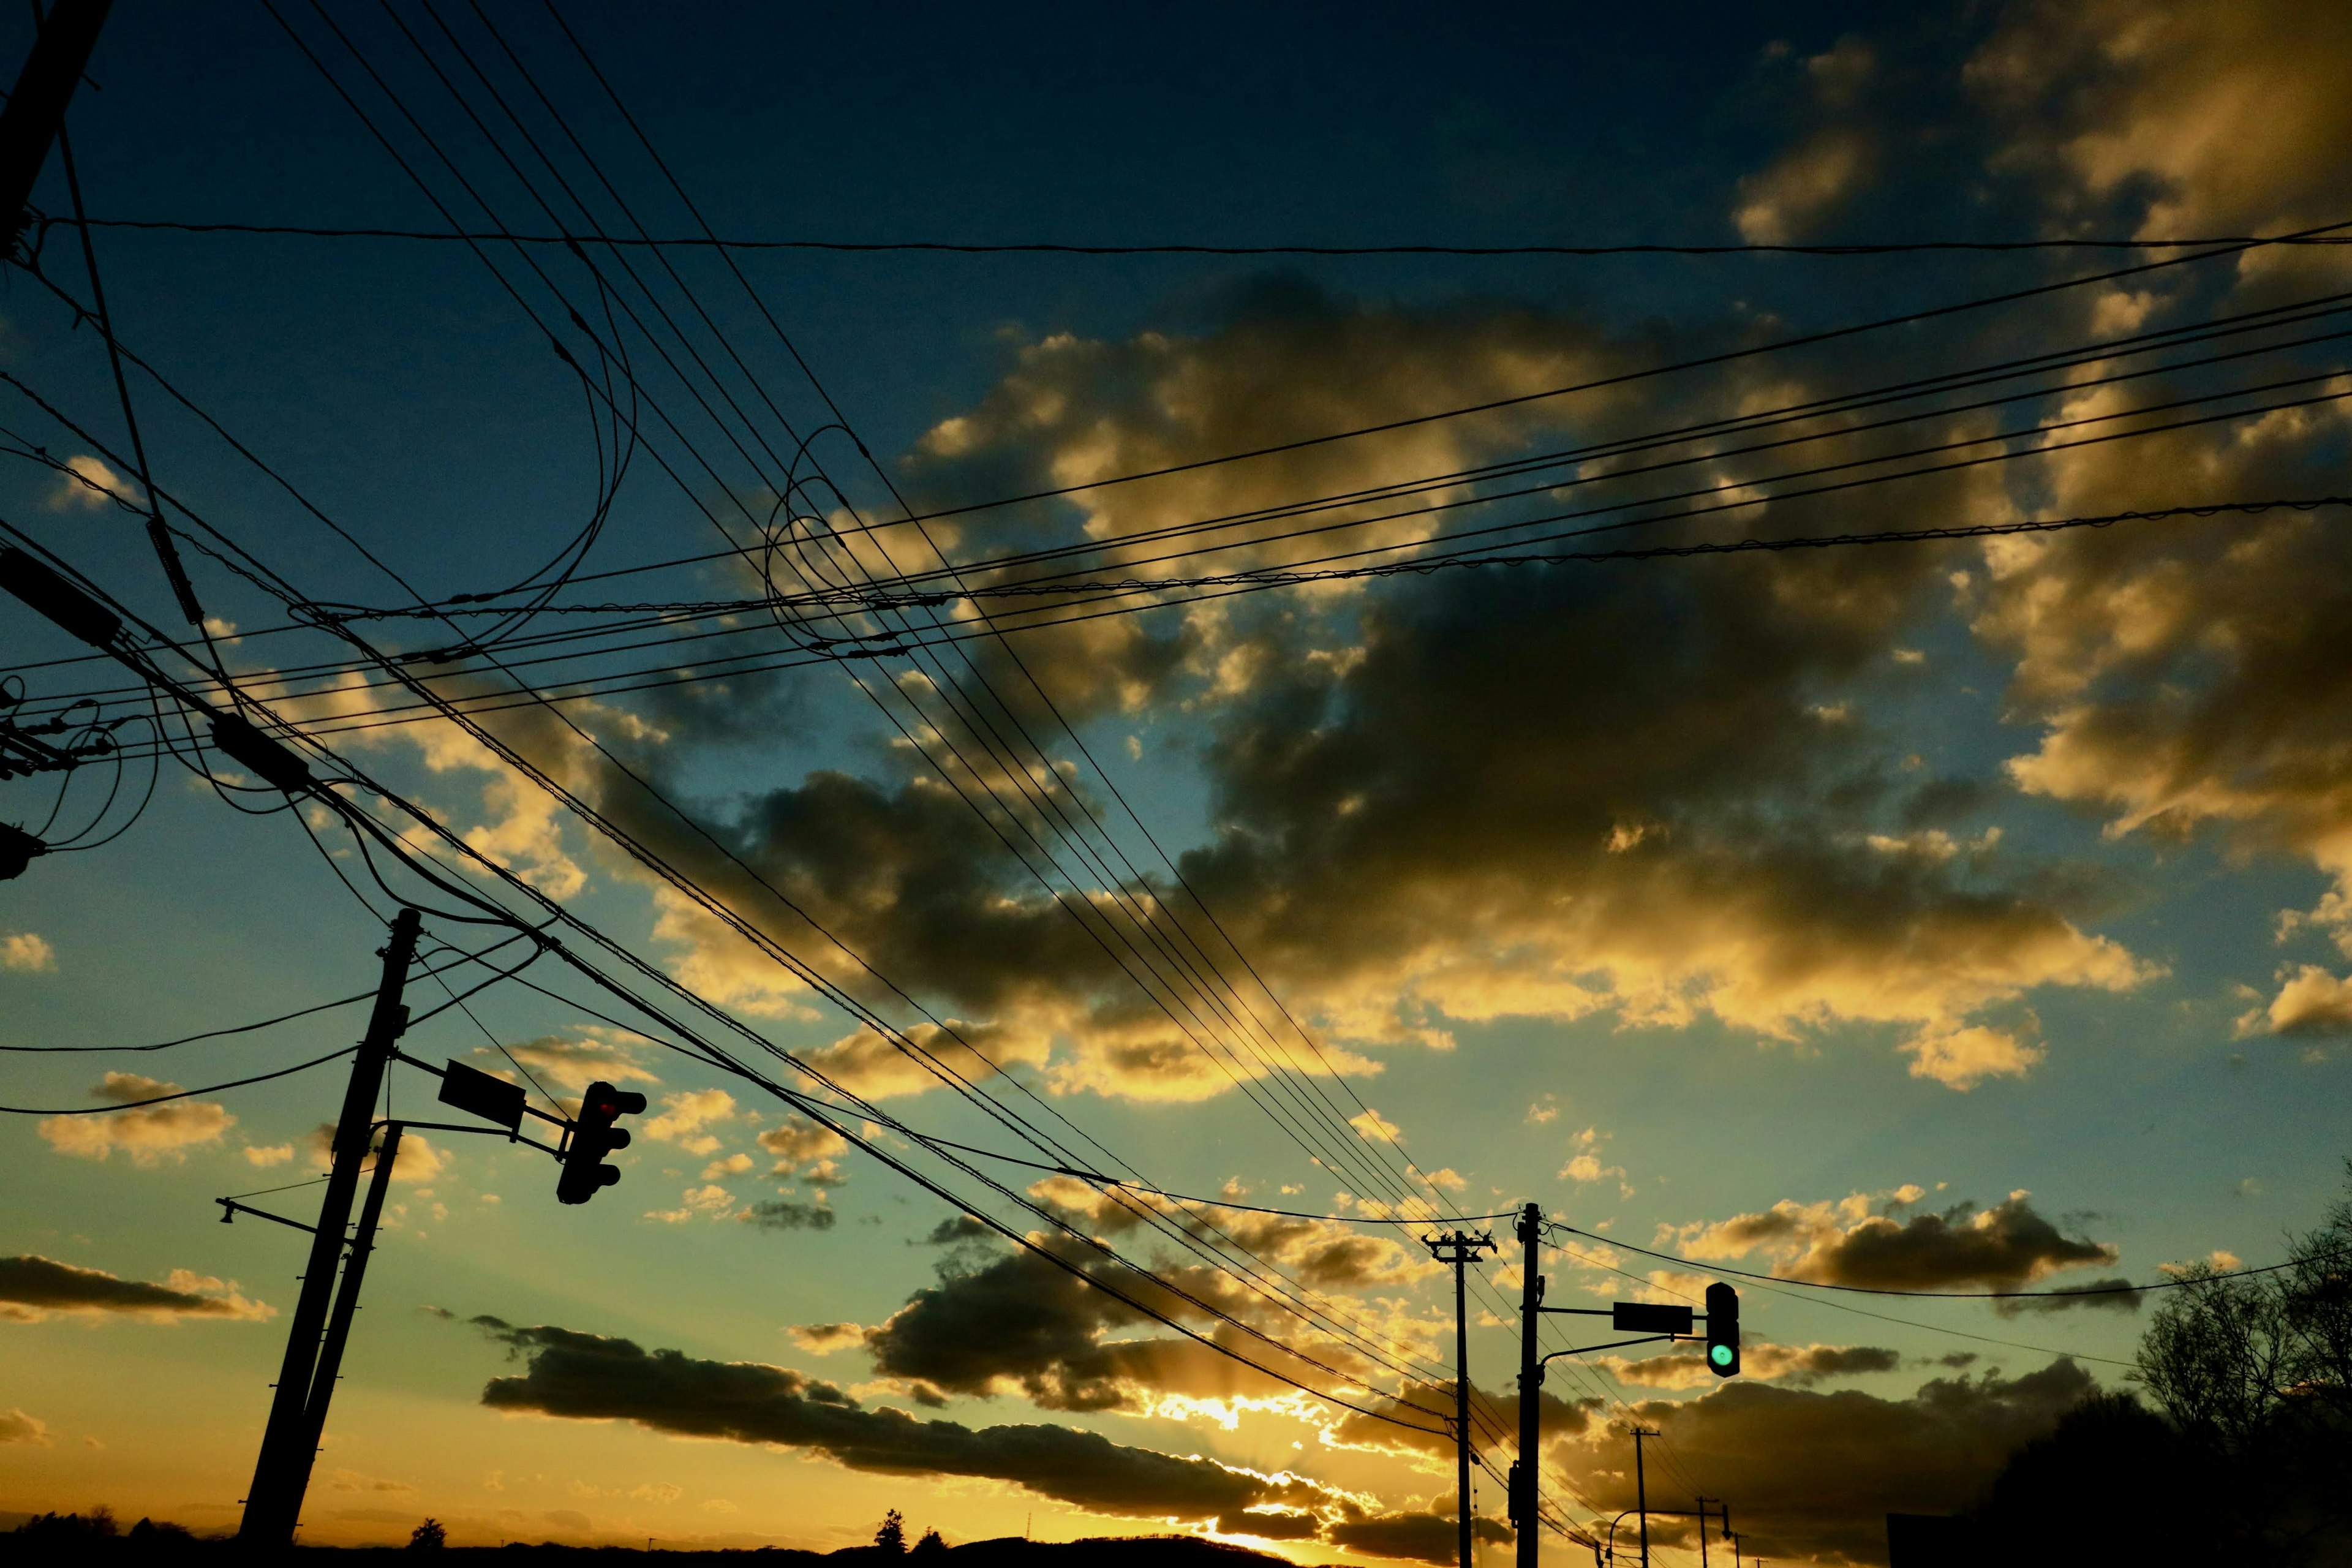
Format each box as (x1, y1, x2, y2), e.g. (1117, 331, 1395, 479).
(4, 1509, 1288, 1566)
(1961, 1161, 2352, 1566)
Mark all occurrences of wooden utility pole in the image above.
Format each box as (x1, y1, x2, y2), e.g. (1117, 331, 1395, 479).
(0, 0, 111, 255)
(1630, 1427, 1657, 1568)
(1513, 1202, 1542, 1568)
(238, 908, 421, 1545)
(1428, 1228, 1499, 1568)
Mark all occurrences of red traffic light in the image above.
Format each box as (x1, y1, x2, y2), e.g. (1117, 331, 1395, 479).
(557, 1079, 645, 1206)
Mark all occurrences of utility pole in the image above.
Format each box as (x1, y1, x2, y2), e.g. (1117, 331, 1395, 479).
(238, 907, 421, 1546)
(1428, 1227, 1498, 1568)
(1694, 1496, 1715, 1568)
(295, 1123, 402, 1478)
(1513, 1201, 1542, 1568)
(1630, 1426, 1657, 1568)
(0, 0, 112, 257)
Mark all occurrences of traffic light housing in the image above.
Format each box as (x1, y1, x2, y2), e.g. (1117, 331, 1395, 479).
(556, 1079, 646, 1204)
(1705, 1282, 1740, 1376)
(0, 822, 44, 881)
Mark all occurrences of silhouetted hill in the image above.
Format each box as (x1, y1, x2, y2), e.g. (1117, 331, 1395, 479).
(6, 1512, 1303, 1566)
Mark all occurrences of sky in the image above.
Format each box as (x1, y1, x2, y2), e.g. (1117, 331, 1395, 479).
(3, 1, 2351, 1562)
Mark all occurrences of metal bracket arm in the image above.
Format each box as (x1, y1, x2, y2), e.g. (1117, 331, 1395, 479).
(215, 1198, 320, 1237)
(375, 1117, 564, 1159)
(1540, 1335, 1675, 1364)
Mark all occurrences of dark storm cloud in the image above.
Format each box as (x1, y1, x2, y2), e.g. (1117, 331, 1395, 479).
(0, 1254, 269, 1322)
(1558, 1360, 2095, 1564)
(365, 275, 2157, 1101)
(1215, 1508, 1322, 1541)
(856, 1242, 1148, 1411)
(1679, 1191, 2120, 1292)
(743, 1200, 837, 1232)
(1323, 1510, 1512, 1566)
(469, 1318, 1335, 1521)
(1992, 1277, 2145, 1316)
(918, 1215, 992, 1246)
(813, 1218, 1412, 1416)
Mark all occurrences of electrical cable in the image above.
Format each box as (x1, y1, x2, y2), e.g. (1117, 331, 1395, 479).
(55, 214, 2352, 257)
(0, 1045, 357, 1113)
(0, 514, 1466, 1433)
(1544, 1219, 2351, 1301)
(275, 1, 1476, 1284)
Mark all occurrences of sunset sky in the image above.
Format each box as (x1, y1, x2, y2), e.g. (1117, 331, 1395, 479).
(4, 3, 2351, 1562)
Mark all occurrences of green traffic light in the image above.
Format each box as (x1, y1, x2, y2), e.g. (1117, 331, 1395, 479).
(1709, 1343, 1734, 1367)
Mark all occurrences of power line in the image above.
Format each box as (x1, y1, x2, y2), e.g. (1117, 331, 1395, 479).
(1544, 1220, 2350, 1302)
(4, 518, 1463, 1437)
(45, 491, 2349, 761)
(0, 1044, 356, 1113)
(51, 214, 2352, 257)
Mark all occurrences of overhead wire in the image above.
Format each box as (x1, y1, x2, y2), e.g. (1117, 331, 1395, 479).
(41, 12, 2333, 1513)
(0, 517, 1466, 1435)
(55, 213, 2352, 257)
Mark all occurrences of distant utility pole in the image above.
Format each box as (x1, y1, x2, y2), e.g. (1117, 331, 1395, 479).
(0, 0, 111, 257)
(1695, 1497, 1730, 1568)
(1512, 1202, 1542, 1568)
(1630, 1426, 1657, 1568)
(1428, 1227, 1498, 1568)
(238, 908, 421, 1547)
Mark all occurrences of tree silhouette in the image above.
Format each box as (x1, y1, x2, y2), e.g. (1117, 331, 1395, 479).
(873, 1509, 907, 1554)
(408, 1517, 447, 1549)
(913, 1526, 947, 1555)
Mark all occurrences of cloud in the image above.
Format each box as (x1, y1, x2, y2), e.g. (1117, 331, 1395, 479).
(557, 281, 2154, 1109)
(1558, 1126, 1627, 1188)
(1672, 1190, 2119, 1292)
(1325, 1379, 1600, 1469)
(243, 1144, 295, 1167)
(0, 1407, 51, 1445)
(1, 932, 56, 972)
(1967, 0, 2352, 243)
(1596, 1341, 1902, 1390)
(2238, 965, 2352, 1038)
(1555, 1360, 2095, 1563)
(1899, 1024, 2044, 1090)
(45, 454, 139, 511)
(835, 1210, 1428, 1421)
(758, 1115, 853, 1185)
(0, 1254, 272, 1323)
(37, 1076, 234, 1166)
(486, 1033, 660, 1092)
(791, 1322, 865, 1354)
(1323, 1509, 1512, 1566)
(644, 1185, 737, 1224)
(640, 1088, 736, 1156)
(470, 1318, 1351, 1523)
(1348, 1109, 1401, 1142)
(1991, 1276, 2146, 1316)
(742, 1201, 837, 1232)
(1735, 126, 1874, 244)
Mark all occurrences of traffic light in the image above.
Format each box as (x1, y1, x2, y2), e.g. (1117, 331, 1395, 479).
(556, 1079, 646, 1204)
(1705, 1282, 1740, 1376)
(0, 822, 44, 881)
